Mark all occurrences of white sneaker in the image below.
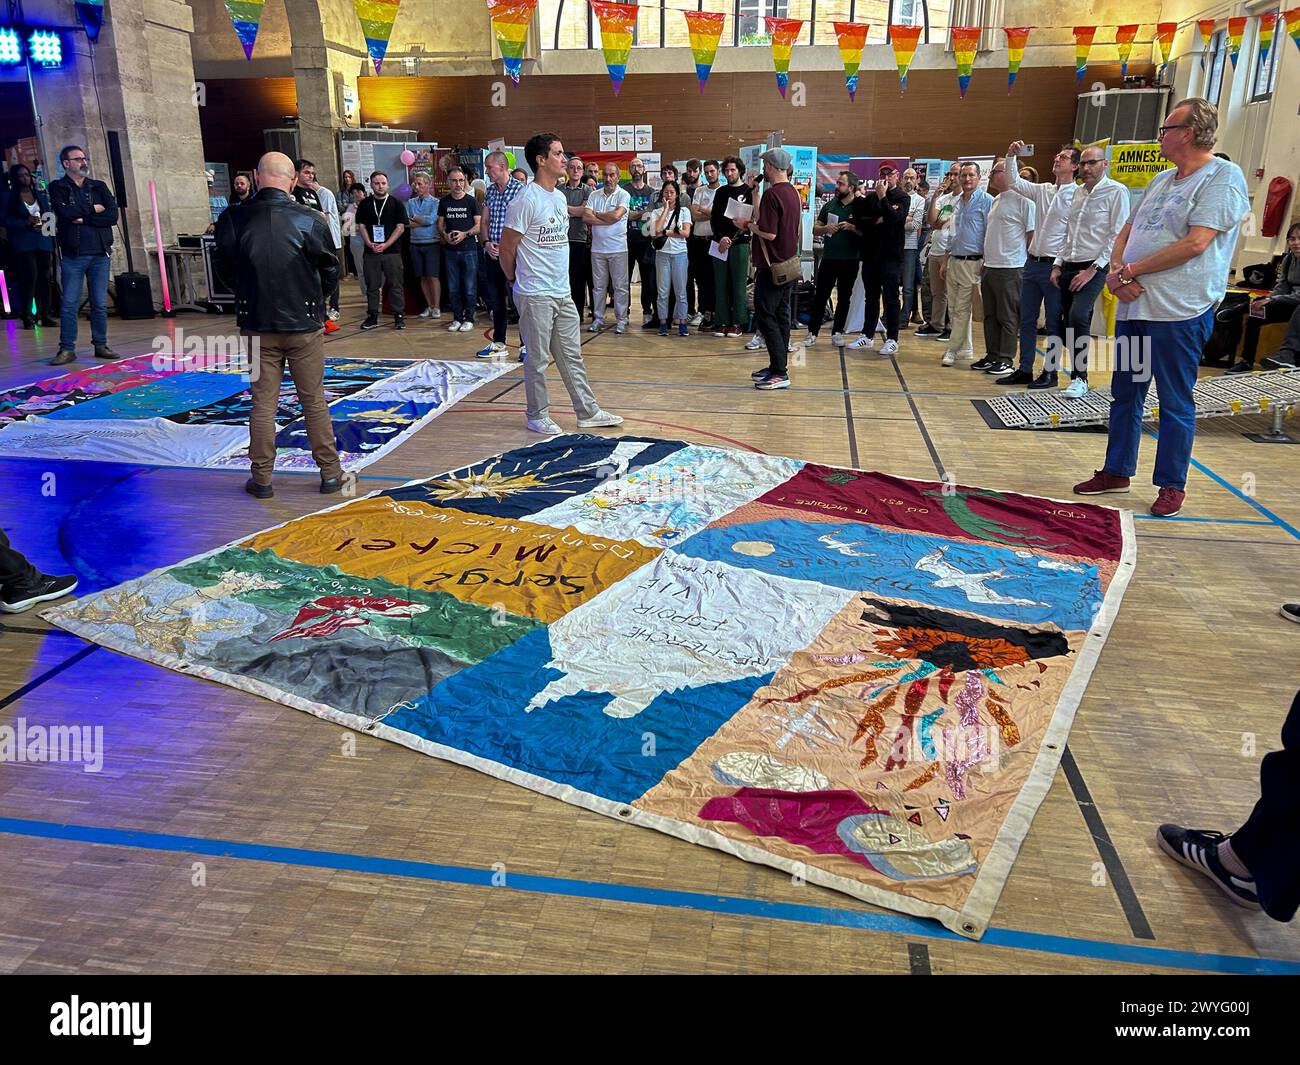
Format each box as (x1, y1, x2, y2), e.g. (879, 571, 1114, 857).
(476, 341, 507, 358)
(614, 323, 627, 334)
(327, 309, 340, 322)
(526, 416, 564, 435)
(431, 308, 443, 319)
(941, 351, 956, 367)
(576, 409, 625, 429)
(960, 350, 976, 361)
(642, 314, 654, 326)
(419, 308, 433, 319)
(688, 313, 703, 327)
(880, 339, 899, 355)
(848, 335, 874, 350)
(589, 319, 604, 333)
(803, 332, 818, 347)
(1061, 377, 1090, 399)
(447, 320, 462, 331)
(745, 335, 763, 351)
(831, 332, 846, 347)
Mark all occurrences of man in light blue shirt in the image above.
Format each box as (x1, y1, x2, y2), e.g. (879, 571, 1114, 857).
(940, 161, 993, 365)
(1075, 98, 1250, 518)
(406, 172, 442, 318)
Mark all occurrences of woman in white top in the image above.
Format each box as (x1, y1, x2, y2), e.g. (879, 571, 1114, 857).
(649, 180, 692, 336)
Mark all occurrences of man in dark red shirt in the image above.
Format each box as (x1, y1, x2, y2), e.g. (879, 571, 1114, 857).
(741, 147, 802, 390)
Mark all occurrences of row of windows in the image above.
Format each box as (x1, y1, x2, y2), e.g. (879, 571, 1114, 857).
(1197, 11, 1282, 107)
(539, 0, 950, 51)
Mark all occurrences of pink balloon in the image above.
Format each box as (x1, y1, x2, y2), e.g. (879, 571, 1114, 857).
(400, 150, 416, 166)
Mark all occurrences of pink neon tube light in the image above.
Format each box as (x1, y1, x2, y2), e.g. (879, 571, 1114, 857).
(150, 179, 171, 313)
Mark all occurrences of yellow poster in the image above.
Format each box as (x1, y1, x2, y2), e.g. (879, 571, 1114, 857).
(1107, 142, 1174, 194)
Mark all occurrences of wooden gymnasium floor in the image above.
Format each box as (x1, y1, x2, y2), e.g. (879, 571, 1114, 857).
(1, 283, 1297, 976)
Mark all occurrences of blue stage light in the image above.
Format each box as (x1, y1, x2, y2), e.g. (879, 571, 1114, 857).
(0, 28, 23, 65)
(29, 30, 62, 67)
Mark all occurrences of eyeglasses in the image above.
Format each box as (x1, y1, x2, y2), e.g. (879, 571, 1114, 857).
(1079, 159, 1105, 166)
(1158, 124, 1189, 136)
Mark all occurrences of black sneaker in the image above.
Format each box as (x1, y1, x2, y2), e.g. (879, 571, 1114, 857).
(970, 356, 996, 371)
(914, 324, 940, 337)
(244, 478, 274, 499)
(50, 350, 77, 366)
(996, 368, 1035, 386)
(360, 316, 380, 330)
(1027, 371, 1058, 390)
(755, 374, 789, 390)
(641, 317, 662, 330)
(394, 316, 405, 331)
(1262, 352, 1296, 370)
(1156, 825, 1261, 911)
(985, 359, 1014, 376)
(1281, 603, 1300, 624)
(1225, 360, 1253, 374)
(0, 573, 79, 614)
(936, 329, 952, 342)
(751, 366, 773, 380)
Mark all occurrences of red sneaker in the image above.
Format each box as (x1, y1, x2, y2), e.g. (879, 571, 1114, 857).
(1150, 487, 1186, 517)
(323, 319, 339, 334)
(1073, 470, 1131, 495)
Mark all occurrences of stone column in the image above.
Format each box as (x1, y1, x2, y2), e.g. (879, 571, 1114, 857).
(288, 0, 367, 193)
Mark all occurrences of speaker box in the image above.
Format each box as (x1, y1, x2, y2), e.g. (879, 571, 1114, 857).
(115, 272, 155, 320)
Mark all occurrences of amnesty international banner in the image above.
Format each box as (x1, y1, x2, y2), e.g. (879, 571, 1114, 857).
(1108, 142, 1174, 210)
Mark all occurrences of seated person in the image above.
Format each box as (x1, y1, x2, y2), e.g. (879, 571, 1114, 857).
(1218, 222, 1300, 372)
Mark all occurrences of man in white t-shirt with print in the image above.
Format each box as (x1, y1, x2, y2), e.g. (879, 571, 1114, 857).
(584, 163, 632, 333)
(501, 134, 624, 436)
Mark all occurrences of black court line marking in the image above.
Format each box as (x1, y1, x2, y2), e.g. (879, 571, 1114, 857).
(886, 354, 947, 480)
(0, 623, 81, 638)
(907, 942, 933, 974)
(838, 349, 861, 468)
(1059, 746, 1155, 940)
(487, 378, 524, 402)
(0, 645, 99, 713)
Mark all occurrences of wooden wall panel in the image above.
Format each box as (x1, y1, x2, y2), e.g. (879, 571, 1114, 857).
(198, 78, 299, 171)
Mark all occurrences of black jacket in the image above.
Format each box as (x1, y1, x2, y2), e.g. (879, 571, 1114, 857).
(215, 187, 339, 333)
(852, 186, 911, 263)
(48, 175, 118, 257)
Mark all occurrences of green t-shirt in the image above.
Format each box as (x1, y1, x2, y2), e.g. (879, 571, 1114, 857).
(818, 197, 860, 260)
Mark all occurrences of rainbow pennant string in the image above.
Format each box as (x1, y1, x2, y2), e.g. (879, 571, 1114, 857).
(74, 0, 105, 42)
(766, 16, 804, 97)
(1257, 12, 1278, 66)
(590, 1, 637, 95)
(1114, 24, 1138, 76)
(1073, 25, 1097, 82)
(1004, 26, 1032, 93)
(487, 0, 537, 85)
(834, 21, 870, 99)
(951, 25, 980, 97)
(1156, 21, 1177, 68)
(684, 10, 725, 92)
(1287, 8, 1300, 55)
(223, 0, 265, 60)
(1197, 18, 1218, 45)
(888, 24, 922, 94)
(1228, 16, 1247, 68)
(354, 0, 402, 73)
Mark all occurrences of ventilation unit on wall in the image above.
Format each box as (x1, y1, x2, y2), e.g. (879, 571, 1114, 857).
(1074, 87, 1171, 145)
(263, 128, 300, 159)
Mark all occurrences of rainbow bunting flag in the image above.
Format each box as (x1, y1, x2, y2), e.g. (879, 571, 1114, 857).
(834, 22, 870, 99)
(590, 1, 637, 95)
(223, 0, 264, 60)
(765, 16, 804, 97)
(887, 24, 923, 93)
(951, 25, 980, 98)
(1004, 26, 1032, 93)
(1197, 18, 1219, 44)
(1287, 8, 1300, 55)
(1155, 22, 1177, 68)
(1073, 26, 1097, 82)
(1114, 24, 1138, 76)
(684, 11, 725, 92)
(1228, 16, 1248, 68)
(354, 0, 402, 73)
(1258, 12, 1278, 65)
(486, 0, 536, 85)
(74, 0, 105, 42)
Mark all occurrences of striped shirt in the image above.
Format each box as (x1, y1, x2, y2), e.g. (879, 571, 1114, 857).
(485, 177, 525, 244)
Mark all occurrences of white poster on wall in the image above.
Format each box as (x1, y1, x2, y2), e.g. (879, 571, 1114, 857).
(599, 126, 617, 151)
(617, 126, 635, 151)
(635, 125, 653, 152)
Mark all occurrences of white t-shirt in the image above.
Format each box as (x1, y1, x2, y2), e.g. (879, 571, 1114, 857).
(649, 202, 691, 255)
(504, 183, 571, 298)
(982, 193, 1036, 269)
(588, 186, 632, 255)
(930, 192, 960, 255)
(692, 182, 721, 239)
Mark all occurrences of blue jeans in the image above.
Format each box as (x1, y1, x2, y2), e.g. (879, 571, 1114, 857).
(60, 252, 111, 350)
(1019, 258, 1061, 373)
(1104, 309, 1214, 491)
(902, 247, 923, 321)
(655, 250, 688, 323)
(443, 243, 478, 322)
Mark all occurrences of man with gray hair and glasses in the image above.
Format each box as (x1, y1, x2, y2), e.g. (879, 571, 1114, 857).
(1074, 98, 1249, 518)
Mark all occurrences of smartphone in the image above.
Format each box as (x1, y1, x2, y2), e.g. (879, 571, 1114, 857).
(1016, 144, 1035, 157)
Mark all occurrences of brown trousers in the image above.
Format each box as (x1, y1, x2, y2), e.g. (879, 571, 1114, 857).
(246, 329, 342, 484)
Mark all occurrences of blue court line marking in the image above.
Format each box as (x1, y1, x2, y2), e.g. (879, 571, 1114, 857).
(1, 816, 1295, 975)
(1130, 515, 1275, 526)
